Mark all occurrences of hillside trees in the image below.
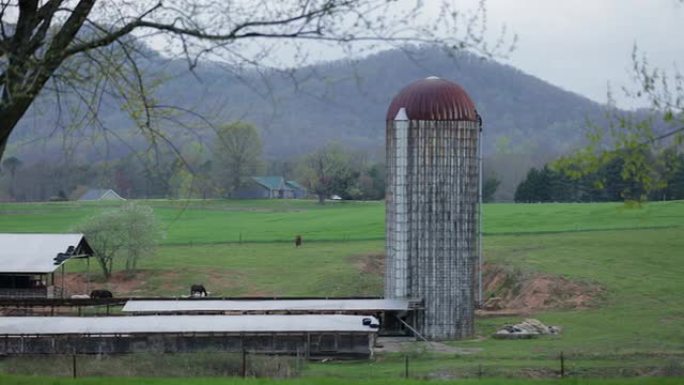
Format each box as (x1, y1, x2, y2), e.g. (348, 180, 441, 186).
(212, 122, 263, 196)
(0, 0, 502, 162)
(516, 151, 684, 203)
(297, 143, 386, 203)
(483, 173, 501, 203)
(76, 203, 162, 279)
(1, 155, 21, 198)
(558, 47, 683, 203)
(298, 143, 355, 204)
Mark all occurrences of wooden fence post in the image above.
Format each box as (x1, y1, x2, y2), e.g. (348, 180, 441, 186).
(404, 355, 409, 378)
(72, 354, 77, 378)
(241, 349, 247, 378)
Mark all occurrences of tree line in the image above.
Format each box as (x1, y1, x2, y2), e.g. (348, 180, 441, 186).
(515, 149, 684, 203)
(1, 119, 504, 203)
(0, 122, 388, 203)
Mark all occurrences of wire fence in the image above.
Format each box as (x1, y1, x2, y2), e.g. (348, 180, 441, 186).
(0, 352, 302, 379)
(1, 351, 682, 379)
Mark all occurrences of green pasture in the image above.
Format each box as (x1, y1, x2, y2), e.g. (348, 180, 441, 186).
(0, 199, 683, 380)
(0, 200, 682, 244)
(100, 241, 385, 297)
(2, 374, 682, 385)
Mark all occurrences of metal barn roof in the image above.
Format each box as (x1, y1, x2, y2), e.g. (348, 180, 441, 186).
(122, 298, 411, 313)
(0, 315, 379, 335)
(251, 176, 286, 191)
(285, 180, 307, 191)
(0, 234, 93, 273)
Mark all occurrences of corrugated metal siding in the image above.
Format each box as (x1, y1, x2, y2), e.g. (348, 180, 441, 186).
(385, 118, 479, 340)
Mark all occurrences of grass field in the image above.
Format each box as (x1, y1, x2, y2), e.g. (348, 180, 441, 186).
(0, 199, 683, 381)
(2, 374, 683, 385)
(1, 199, 681, 243)
(0, 376, 681, 385)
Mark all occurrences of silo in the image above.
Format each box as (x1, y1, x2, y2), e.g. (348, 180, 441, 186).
(385, 76, 481, 340)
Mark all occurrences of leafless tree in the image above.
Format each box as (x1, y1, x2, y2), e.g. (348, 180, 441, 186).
(0, 0, 510, 161)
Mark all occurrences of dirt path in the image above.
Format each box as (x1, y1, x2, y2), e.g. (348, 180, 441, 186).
(376, 337, 482, 354)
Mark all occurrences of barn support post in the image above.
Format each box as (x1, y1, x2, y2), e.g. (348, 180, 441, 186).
(86, 257, 91, 295)
(305, 333, 311, 360)
(61, 264, 65, 299)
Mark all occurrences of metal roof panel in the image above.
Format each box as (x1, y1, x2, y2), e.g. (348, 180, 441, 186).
(122, 299, 411, 313)
(0, 315, 379, 335)
(0, 234, 92, 273)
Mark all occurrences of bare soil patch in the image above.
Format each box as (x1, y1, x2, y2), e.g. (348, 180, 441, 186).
(62, 269, 256, 297)
(480, 262, 603, 315)
(62, 271, 149, 297)
(354, 254, 603, 314)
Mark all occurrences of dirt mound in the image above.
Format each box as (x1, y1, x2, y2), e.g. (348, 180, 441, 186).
(354, 254, 602, 314)
(482, 262, 603, 314)
(62, 271, 149, 297)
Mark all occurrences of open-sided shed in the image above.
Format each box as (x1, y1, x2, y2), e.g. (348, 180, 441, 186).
(0, 315, 379, 357)
(0, 234, 93, 298)
(122, 298, 419, 336)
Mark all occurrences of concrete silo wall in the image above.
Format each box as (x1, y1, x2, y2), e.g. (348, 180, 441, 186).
(385, 118, 480, 340)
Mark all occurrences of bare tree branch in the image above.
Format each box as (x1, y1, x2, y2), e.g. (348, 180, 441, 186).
(0, 0, 511, 161)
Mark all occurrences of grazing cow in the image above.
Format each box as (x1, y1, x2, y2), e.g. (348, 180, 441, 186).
(90, 289, 113, 299)
(190, 284, 208, 297)
(295, 235, 302, 247)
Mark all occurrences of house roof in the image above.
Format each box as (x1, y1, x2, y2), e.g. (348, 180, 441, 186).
(251, 176, 286, 191)
(0, 234, 94, 274)
(0, 315, 380, 335)
(79, 189, 124, 201)
(123, 298, 410, 313)
(285, 180, 307, 191)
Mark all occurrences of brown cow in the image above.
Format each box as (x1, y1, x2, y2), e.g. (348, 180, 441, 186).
(295, 235, 302, 247)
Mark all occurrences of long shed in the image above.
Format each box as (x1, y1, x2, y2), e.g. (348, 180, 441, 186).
(0, 315, 379, 357)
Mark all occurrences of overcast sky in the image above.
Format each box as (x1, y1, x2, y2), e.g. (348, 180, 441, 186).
(453, 0, 683, 109)
(249, 0, 684, 109)
(139, 0, 682, 109)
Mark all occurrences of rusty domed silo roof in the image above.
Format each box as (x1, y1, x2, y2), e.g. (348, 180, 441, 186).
(386, 76, 478, 122)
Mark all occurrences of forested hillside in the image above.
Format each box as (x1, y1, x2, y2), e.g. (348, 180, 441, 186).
(4, 46, 612, 201)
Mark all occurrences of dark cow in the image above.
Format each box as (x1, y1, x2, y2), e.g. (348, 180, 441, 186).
(190, 284, 208, 297)
(90, 289, 113, 299)
(295, 235, 302, 247)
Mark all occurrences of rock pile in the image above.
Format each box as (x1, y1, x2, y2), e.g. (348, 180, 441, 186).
(494, 318, 561, 339)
